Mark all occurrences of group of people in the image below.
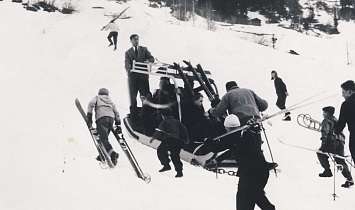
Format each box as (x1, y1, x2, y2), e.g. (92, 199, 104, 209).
(88, 31, 355, 209)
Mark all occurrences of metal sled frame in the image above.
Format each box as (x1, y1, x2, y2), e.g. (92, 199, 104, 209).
(297, 114, 321, 132)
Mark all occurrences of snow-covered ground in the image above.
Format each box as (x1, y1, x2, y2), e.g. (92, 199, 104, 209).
(1, 0, 355, 209)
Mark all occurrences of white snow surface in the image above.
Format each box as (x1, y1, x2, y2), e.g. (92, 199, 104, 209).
(1, 0, 355, 209)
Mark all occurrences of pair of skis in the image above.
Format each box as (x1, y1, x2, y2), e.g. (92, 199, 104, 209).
(75, 98, 150, 183)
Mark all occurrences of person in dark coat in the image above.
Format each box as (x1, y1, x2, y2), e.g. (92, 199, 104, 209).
(124, 34, 155, 123)
(205, 114, 275, 210)
(335, 80, 355, 187)
(317, 106, 353, 188)
(209, 81, 268, 148)
(271, 70, 291, 121)
(181, 93, 225, 154)
(150, 107, 189, 178)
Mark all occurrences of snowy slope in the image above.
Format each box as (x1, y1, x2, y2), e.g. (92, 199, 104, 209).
(1, 0, 355, 209)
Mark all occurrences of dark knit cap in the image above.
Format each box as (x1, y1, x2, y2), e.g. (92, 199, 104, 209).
(98, 88, 109, 96)
(161, 107, 173, 117)
(322, 106, 335, 116)
(341, 80, 355, 91)
(271, 70, 277, 74)
(225, 81, 238, 91)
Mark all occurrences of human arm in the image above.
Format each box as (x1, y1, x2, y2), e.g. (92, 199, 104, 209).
(209, 94, 229, 117)
(124, 51, 132, 74)
(334, 103, 348, 134)
(253, 92, 268, 112)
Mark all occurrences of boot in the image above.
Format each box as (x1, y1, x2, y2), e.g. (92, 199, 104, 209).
(175, 171, 183, 178)
(114, 45, 117, 51)
(319, 169, 333, 177)
(341, 180, 354, 188)
(283, 112, 291, 121)
(110, 151, 119, 166)
(159, 165, 171, 172)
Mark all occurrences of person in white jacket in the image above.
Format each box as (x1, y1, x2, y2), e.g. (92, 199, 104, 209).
(102, 20, 119, 50)
(87, 88, 121, 165)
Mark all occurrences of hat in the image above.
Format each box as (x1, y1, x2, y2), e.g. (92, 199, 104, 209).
(225, 81, 238, 92)
(161, 107, 173, 117)
(98, 88, 109, 96)
(341, 80, 355, 91)
(322, 106, 335, 116)
(224, 114, 241, 127)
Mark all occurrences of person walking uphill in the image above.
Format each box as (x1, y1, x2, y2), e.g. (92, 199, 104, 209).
(124, 34, 155, 123)
(150, 107, 189, 178)
(87, 88, 121, 166)
(317, 106, 353, 188)
(335, 80, 355, 183)
(271, 70, 291, 121)
(101, 20, 119, 51)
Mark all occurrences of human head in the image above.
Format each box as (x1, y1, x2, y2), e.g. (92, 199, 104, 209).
(322, 106, 335, 118)
(271, 70, 277, 80)
(225, 81, 238, 92)
(193, 93, 204, 106)
(130, 34, 139, 47)
(161, 107, 172, 118)
(159, 77, 171, 89)
(223, 114, 241, 132)
(98, 88, 109, 96)
(340, 80, 355, 100)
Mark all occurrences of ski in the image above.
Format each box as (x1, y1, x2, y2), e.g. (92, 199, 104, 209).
(102, 6, 130, 30)
(75, 98, 115, 168)
(173, 62, 194, 97)
(278, 137, 351, 161)
(297, 114, 321, 132)
(196, 64, 218, 98)
(183, 60, 214, 101)
(112, 126, 151, 183)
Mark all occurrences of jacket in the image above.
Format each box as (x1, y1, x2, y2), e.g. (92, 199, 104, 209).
(151, 116, 189, 144)
(335, 94, 355, 135)
(124, 46, 155, 73)
(87, 95, 120, 122)
(321, 115, 345, 144)
(273, 77, 287, 96)
(210, 87, 268, 120)
(104, 22, 119, 32)
(228, 130, 268, 175)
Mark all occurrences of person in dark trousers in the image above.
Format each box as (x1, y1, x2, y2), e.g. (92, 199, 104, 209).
(101, 20, 119, 50)
(87, 88, 121, 165)
(124, 34, 155, 123)
(150, 107, 189, 178)
(209, 81, 268, 148)
(271, 70, 291, 121)
(205, 114, 275, 210)
(335, 80, 355, 187)
(317, 106, 353, 188)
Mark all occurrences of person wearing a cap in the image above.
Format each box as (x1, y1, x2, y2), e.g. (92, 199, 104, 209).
(335, 80, 355, 182)
(205, 114, 275, 210)
(317, 106, 353, 187)
(87, 88, 121, 166)
(271, 70, 291, 121)
(208, 80, 268, 147)
(150, 107, 189, 178)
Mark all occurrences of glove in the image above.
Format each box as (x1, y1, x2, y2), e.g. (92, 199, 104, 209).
(208, 78, 215, 84)
(115, 119, 121, 126)
(116, 125, 122, 134)
(87, 113, 93, 127)
(211, 98, 220, 108)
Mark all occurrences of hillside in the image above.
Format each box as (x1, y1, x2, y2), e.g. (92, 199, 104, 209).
(1, 0, 355, 209)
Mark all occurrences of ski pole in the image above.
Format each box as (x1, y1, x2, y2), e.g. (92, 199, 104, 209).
(260, 123, 277, 177)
